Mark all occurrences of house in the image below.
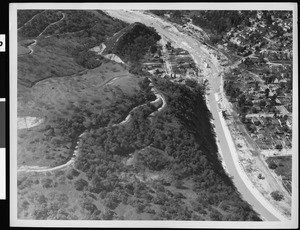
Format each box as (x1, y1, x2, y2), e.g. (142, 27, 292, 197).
(179, 50, 189, 55)
(155, 68, 164, 74)
(286, 117, 292, 128)
(259, 117, 268, 125)
(284, 139, 292, 148)
(275, 126, 284, 135)
(275, 98, 282, 105)
(253, 105, 261, 112)
(273, 140, 283, 148)
(275, 105, 289, 116)
(272, 119, 280, 126)
(252, 117, 261, 126)
(257, 133, 264, 139)
(154, 53, 160, 58)
(244, 117, 252, 123)
(279, 79, 287, 84)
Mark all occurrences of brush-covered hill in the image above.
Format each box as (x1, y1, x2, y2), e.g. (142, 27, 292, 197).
(103, 22, 161, 73)
(17, 10, 262, 222)
(17, 10, 129, 87)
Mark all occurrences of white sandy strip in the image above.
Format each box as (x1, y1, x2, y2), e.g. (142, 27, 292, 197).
(17, 116, 44, 130)
(28, 39, 37, 55)
(18, 158, 75, 173)
(17, 131, 87, 173)
(104, 54, 125, 64)
(107, 77, 120, 85)
(118, 114, 131, 125)
(215, 92, 288, 221)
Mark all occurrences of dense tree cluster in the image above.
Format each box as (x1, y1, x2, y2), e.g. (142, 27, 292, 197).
(71, 77, 261, 221)
(17, 10, 44, 29)
(18, 10, 63, 38)
(75, 50, 104, 69)
(107, 22, 161, 74)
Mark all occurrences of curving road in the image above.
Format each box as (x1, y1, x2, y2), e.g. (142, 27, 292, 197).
(104, 9, 288, 221)
(23, 12, 66, 55)
(18, 78, 165, 173)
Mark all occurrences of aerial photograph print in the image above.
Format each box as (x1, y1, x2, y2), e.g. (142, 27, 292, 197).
(10, 2, 298, 228)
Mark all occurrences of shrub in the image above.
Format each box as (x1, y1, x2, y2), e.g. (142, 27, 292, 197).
(66, 168, 80, 180)
(74, 178, 88, 191)
(270, 191, 284, 201)
(268, 162, 278, 169)
(41, 178, 54, 188)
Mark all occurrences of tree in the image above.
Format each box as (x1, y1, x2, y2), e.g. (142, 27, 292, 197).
(238, 94, 246, 108)
(268, 162, 278, 169)
(101, 208, 115, 220)
(173, 179, 184, 189)
(150, 45, 157, 53)
(66, 168, 80, 180)
(74, 178, 88, 191)
(265, 88, 270, 98)
(270, 191, 284, 201)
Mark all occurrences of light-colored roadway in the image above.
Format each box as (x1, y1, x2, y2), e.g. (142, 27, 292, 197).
(104, 9, 288, 221)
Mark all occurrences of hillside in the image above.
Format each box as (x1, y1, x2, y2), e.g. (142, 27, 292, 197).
(103, 22, 161, 74)
(17, 10, 128, 88)
(18, 76, 261, 221)
(17, 10, 262, 221)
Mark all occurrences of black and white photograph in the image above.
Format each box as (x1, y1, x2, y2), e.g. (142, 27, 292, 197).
(9, 2, 298, 228)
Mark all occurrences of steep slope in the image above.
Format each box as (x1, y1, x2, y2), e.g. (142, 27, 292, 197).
(103, 22, 161, 73)
(17, 10, 129, 87)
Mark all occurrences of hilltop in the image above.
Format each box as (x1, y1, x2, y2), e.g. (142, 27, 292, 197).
(103, 22, 161, 74)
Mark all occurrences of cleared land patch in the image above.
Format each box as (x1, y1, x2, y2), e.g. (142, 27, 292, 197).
(17, 61, 139, 168)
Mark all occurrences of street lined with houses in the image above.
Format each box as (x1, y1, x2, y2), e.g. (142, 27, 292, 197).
(105, 9, 290, 221)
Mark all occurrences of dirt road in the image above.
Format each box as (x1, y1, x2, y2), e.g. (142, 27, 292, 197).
(104, 9, 289, 221)
(18, 78, 165, 173)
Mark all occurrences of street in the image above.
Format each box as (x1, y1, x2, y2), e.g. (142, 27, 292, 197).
(104, 9, 289, 221)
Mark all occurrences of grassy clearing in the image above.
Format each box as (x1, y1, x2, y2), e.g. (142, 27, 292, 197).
(18, 61, 138, 168)
(18, 41, 85, 87)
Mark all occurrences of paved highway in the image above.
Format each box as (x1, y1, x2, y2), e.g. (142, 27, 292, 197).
(105, 9, 288, 221)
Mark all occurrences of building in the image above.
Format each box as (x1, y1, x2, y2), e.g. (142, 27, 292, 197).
(286, 116, 292, 128)
(275, 105, 289, 116)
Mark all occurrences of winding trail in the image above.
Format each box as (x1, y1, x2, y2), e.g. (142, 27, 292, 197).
(17, 10, 46, 31)
(36, 13, 66, 39)
(22, 12, 66, 55)
(27, 39, 37, 55)
(104, 9, 289, 221)
(17, 10, 290, 221)
(17, 77, 165, 173)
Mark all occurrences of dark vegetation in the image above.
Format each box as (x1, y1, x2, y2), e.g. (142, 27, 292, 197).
(18, 10, 63, 38)
(18, 10, 262, 220)
(104, 22, 161, 74)
(17, 10, 44, 29)
(270, 191, 284, 201)
(72, 77, 261, 221)
(19, 81, 155, 167)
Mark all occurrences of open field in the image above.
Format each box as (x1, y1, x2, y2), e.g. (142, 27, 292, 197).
(18, 38, 85, 87)
(18, 61, 140, 168)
